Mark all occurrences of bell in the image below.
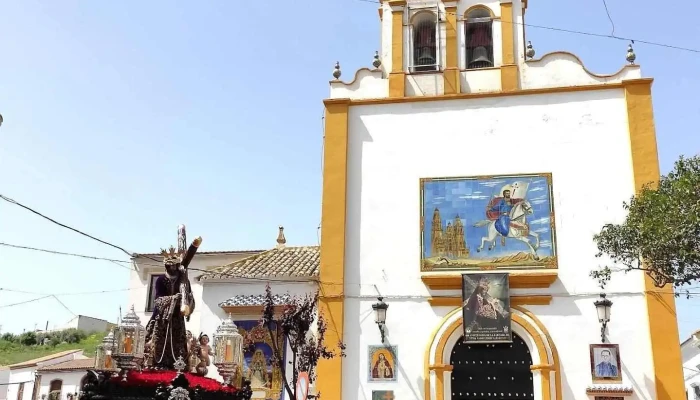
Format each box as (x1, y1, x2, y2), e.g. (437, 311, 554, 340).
(417, 47, 435, 66)
(468, 46, 493, 68)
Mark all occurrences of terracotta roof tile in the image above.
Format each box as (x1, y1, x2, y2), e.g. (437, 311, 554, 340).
(134, 250, 265, 258)
(199, 246, 319, 281)
(219, 293, 292, 308)
(37, 358, 94, 372)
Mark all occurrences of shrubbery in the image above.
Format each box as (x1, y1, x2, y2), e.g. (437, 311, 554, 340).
(0, 328, 90, 347)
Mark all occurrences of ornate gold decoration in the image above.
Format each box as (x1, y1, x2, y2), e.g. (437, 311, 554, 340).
(235, 323, 285, 400)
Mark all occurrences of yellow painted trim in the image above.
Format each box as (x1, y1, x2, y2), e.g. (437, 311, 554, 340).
(513, 305, 562, 400)
(431, 312, 554, 400)
(445, 6, 458, 69)
(500, 3, 515, 65)
(422, 270, 558, 290)
(389, 6, 405, 97)
(625, 80, 685, 399)
(444, 5, 459, 95)
(428, 294, 552, 307)
(501, 64, 519, 92)
(499, 3, 518, 91)
(423, 307, 462, 400)
(316, 98, 350, 400)
(335, 78, 652, 107)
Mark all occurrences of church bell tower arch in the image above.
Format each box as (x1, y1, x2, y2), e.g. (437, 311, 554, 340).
(425, 306, 561, 400)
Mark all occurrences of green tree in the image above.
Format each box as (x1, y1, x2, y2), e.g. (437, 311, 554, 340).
(19, 331, 37, 346)
(591, 155, 700, 294)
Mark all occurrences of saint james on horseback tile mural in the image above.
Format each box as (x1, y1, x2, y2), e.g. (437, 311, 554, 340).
(420, 173, 557, 271)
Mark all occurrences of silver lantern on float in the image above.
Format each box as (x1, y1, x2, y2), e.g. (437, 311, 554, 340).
(112, 305, 146, 380)
(213, 314, 243, 386)
(94, 330, 116, 370)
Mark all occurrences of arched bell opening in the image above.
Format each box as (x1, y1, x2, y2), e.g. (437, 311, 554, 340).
(449, 333, 534, 400)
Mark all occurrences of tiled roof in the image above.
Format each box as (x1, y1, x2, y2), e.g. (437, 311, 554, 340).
(134, 249, 265, 258)
(199, 246, 319, 281)
(37, 358, 94, 372)
(7, 350, 83, 369)
(219, 293, 292, 308)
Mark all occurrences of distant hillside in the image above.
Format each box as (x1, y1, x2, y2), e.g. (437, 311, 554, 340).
(0, 330, 102, 366)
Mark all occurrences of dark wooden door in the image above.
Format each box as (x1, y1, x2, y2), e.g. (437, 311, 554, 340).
(450, 333, 534, 400)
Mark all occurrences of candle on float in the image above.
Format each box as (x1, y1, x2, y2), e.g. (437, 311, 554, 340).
(225, 339, 233, 362)
(124, 335, 133, 353)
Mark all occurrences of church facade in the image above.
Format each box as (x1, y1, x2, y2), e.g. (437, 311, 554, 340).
(316, 0, 684, 400)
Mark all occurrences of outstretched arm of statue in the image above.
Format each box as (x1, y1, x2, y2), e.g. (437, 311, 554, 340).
(180, 236, 202, 269)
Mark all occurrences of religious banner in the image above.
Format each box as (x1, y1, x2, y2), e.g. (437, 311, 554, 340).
(461, 273, 511, 343)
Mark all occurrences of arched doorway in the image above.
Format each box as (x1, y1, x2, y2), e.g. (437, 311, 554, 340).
(450, 333, 534, 400)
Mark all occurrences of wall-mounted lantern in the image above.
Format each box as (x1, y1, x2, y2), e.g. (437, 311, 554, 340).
(594, 293, 613, 343)
(372, 297, 389, 343)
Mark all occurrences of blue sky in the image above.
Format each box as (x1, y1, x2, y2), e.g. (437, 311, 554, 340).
(1, 0, 699, 342)
(422, 177, 553, 258)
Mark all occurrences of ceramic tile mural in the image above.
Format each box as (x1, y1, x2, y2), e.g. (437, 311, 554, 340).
(420, 173, 557, 270)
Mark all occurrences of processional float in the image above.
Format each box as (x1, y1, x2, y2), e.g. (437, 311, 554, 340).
(85, 225, 252, 400)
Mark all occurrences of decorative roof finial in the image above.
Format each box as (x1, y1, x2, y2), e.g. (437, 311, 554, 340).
(626, 42, 636, 65)
(373, 51, 382, 68)
(525, 41, 535, 59)
(332, 62, 342, 79)
(276, 226, 286, 248)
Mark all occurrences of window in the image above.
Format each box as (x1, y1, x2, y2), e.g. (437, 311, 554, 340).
(411, 12, 438, 72)
(48, 380, 62, 400)
(465, 7, 494, 69)
(146, 274, 164, 312)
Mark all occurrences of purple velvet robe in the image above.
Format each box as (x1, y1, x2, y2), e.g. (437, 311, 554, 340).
(144, 274, 191, 369)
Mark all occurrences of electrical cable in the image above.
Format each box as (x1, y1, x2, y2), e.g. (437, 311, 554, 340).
(0, 242, 134, 271)
(0, 194, 160, 262)
(353, 0, 700, 54)
(601, 0, 616, 37)
(0, 295, 52, 308)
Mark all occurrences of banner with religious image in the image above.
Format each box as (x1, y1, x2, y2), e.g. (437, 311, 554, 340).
(461, 273, 512, 343)
(234, 320, 286, 400)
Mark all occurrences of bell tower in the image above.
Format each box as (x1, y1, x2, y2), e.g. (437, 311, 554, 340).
(377, 0, 527, 97)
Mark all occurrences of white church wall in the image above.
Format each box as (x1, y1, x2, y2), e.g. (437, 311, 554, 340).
(342, 88, 655, 400)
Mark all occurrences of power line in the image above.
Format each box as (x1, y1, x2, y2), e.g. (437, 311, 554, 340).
(0, 295, 52, 308)
(601, 0, 616, 37)
(0, 242, 134, 270)
(0, 194, 160, 262)
(0, 286, 142, 297)
(353, 0, 700, 54)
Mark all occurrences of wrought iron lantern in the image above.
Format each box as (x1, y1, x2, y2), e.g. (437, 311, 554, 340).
(594, 293, 613, 343)
(213, 314, 244, 386)
(94, 330, 116, 370)
(112, 305, 146, 380)
(372, 297, 389, 343)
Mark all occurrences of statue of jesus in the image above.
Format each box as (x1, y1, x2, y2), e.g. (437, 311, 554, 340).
(144, 226, 201, 369)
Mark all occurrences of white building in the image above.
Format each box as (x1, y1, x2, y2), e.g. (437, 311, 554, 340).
(129, 227, 319, 400)
(51, 316, 114, 334)
(315, 0, 685, 399)
(681, 332, 700, 400)
(35, 358, 94, 400)
(2, 350, 88, 400)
